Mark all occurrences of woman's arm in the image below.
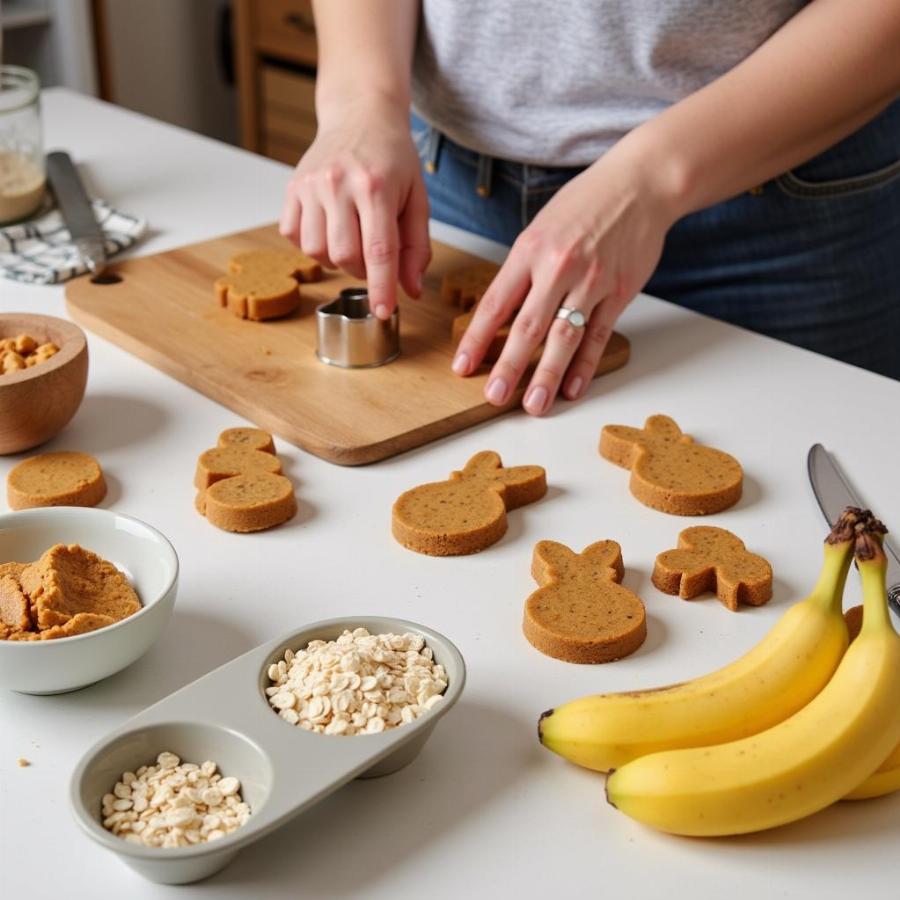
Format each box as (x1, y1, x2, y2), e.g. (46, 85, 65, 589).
(637, 0, 900, 216)
(457, 0, 900, 415)
(280, 0, 429, 317)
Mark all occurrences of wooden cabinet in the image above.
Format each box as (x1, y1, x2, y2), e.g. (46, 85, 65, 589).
(233, 0, 318, 165)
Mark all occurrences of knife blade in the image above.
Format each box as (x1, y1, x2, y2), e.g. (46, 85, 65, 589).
(808, 443, 900, 615)
(45, 151, 107, 278)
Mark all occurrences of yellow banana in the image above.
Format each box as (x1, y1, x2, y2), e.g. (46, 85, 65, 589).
(606, 523, 900, 836)
(843, 604, 900, 800)
(844, 742, 900, 800)
(538, 514, 857, 772)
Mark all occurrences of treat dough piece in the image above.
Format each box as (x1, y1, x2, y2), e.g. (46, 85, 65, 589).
(204, 472, 297, 533)
(215, 248, 324, 322)
(215, 270, 301, 321)
(7, 451, 107, 511)
(20, 543, 141, 632)
(194, 446, 282, 490)
(392, 450, 547, 556)
(652, 526, 773, 611)
(599, 414, 743, 515)
(229, 249, 323, 283)
(217, 427, 276, 455)
(523, 540, 646, 663)
(440, 262, 499, 310)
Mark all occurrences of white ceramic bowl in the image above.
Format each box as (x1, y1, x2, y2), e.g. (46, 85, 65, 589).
(0, 507, 178, 694)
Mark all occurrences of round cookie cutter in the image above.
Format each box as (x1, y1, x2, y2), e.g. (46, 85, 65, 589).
(315, 288, 400, 368)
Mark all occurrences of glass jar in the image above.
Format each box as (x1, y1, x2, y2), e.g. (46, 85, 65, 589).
(0, 66, 46, 225)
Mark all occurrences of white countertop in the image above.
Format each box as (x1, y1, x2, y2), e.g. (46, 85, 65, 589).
(2, 89, 899, 900)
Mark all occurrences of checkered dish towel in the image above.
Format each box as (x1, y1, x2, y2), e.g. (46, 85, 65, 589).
(0, 200, 147, 285)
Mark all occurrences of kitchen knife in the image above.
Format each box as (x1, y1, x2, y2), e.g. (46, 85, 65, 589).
(45, 150, 107, 278)
(807, 442, 900, 615)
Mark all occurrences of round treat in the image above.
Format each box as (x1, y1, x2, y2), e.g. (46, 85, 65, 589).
(217, 427, 275, 455)
(194, 445, 281, 490)
(204, 473, 296, 533)
(7, 451, 107, 510)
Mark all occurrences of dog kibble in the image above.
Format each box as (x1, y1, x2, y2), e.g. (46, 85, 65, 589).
(100, 753, 250, 848)
(266, 628, 448, 736)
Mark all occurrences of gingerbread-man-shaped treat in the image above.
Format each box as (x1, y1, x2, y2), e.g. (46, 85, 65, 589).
(652, 526, 773, 610)
(214, 248, 323, 321)
(599, 414, 743, 515)
(523, 540, 646, 663)
(392, 451, 547, 556)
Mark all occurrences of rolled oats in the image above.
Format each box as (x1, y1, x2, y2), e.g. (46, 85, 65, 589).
(100, 753, 250, 848)
(266, 628, 448, 736)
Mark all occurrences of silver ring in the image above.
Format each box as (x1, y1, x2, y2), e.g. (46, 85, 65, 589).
(555, 306, 586, 329)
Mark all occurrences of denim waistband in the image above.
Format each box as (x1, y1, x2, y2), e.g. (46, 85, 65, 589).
(411, 112, 583, 196)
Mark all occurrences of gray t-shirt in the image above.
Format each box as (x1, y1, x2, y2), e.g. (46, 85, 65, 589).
(411, 1, 808, 167)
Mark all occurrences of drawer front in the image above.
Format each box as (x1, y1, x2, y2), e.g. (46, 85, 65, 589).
(254, 0, 317, 67)
(260, 66, 317, 160)
(261, 65, 316, 115)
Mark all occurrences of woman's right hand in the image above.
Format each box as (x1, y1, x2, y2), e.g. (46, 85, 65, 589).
(279, 101, 431, 320)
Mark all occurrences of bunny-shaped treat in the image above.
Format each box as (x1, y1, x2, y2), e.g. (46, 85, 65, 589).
(392, 451, 547, 555)
(523, 540, 646, 663)
(599, 414, 743, 515)
(652, 526, 773, 610)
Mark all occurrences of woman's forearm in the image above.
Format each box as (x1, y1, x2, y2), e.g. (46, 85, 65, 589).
(312, 0, 419, 123)
(627, 0, 900, 219)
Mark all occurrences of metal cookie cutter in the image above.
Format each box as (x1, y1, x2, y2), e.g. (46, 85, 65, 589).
(315, 288, 400, 368)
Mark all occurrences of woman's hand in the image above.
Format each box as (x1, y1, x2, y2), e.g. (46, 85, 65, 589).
(280, 100, 431, 319)
(452, 138, 682, 415)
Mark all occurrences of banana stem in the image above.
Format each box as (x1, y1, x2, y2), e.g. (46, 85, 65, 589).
(811, 507, 874, 612)
(856, 529, 892, 635)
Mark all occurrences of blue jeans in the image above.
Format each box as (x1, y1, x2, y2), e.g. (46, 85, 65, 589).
(412, 103, 900, 380)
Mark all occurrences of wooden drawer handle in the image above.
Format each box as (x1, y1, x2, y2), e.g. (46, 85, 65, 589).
(284, 11, 315, 34)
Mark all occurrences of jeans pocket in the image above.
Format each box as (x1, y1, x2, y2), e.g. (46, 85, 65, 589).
(775, 100, 900, 199)
(775, 155, 900, 198)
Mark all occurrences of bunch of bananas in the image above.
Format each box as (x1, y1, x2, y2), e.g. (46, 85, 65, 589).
(538, 508, 900, 836)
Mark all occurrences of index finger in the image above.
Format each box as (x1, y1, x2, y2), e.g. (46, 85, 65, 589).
(358, 200, 400, 320)
(452, 256, 531, 375)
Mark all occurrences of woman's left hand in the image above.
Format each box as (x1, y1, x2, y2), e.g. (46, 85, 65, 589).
(451, 138, 682, 415)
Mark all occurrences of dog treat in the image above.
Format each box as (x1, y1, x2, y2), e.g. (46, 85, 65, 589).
(214, 270, 301, 321)
(0, 333, 59, 375)
(194, 446, 282, 490)
(392, 450, 547, 556)
(440, 262, 499, 310)
(0, 544, 141, 641)
(217, 426, 276, 455)
(523, 540, 647, 663)
(7, 451, 107, 510)
(101, 752, 250, 848)
(599, 414, 743, 515)
(214, 248, 323, 321)
(651, 526, 773, 611)
(203, 472, 296, 533)
(228, 248, 323, 283)
(266, 627, 448, 734)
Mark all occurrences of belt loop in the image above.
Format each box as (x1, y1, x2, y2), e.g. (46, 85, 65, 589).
(424, 128, 442, 174)
(476, 154, 493, 198)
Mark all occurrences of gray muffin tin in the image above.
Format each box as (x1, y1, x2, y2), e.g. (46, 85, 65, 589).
(70, 616, 465, 884)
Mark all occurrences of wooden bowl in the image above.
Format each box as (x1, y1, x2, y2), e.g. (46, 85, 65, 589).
(0, 313, 88, 454)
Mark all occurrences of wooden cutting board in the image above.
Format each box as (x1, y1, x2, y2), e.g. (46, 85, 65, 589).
(66, 224, 629, 465)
